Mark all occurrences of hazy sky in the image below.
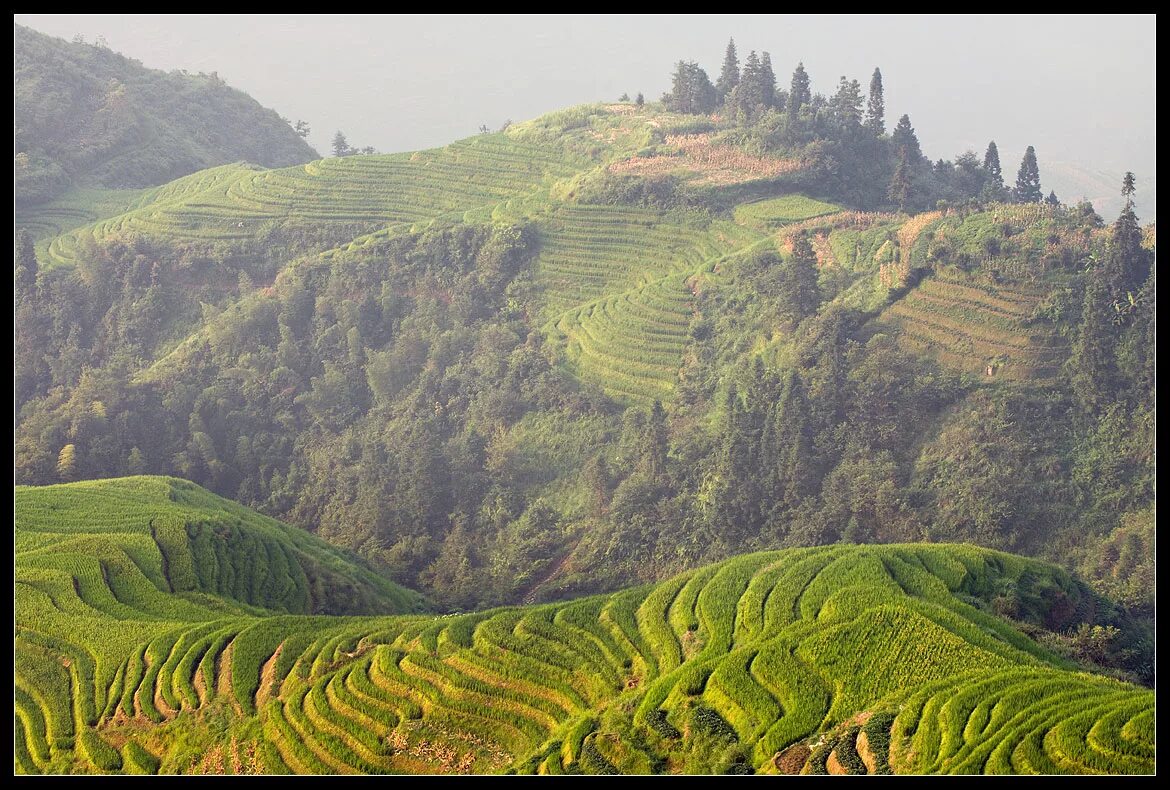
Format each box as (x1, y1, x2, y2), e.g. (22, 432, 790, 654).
(16, 14, 1157, 214)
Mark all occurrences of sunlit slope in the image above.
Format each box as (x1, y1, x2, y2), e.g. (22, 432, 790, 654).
(41, 133, 594, 267)
(14, 497, 1153, 775)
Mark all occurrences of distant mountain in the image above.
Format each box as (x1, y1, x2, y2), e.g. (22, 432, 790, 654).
(13, 24, 317, 205)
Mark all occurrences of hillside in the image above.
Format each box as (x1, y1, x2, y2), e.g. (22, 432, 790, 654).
(13, 24, 316, 206)
(14, 91, 1154, 629)
(13, 496, 1153, 775)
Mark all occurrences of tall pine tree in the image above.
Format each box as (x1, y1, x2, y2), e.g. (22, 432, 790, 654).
(777, 234, 822, 324)
(1101, 172, 1150, 305)
(715, 38, 740, 100)
(983, 141, 1002, 183)
(1014, 145, 1043, 203)
(759, 52, 776, 109)
(865, 67, 885, 134)
(832, 76, 863, 133)
(788, 62, 811, 120)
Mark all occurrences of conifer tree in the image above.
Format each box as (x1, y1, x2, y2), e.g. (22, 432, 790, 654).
(715, 38, 740, 100)
(1045, 191, 1060, 206)
(777, 234, 822, 324)
(832, 76, 863, 132)
(1101, 172, 1150, 304)
(865, 67, 885, 134)
(1014, 145, 1043, 203)
(890, 114, 922, 162)
(980, 141, 1005, 201)
(635, 92, 644, 107)
(331, 130, 352, 158)
(983, 141, 1002, 184)
(666, 61, 717, 114)
(759, 52, 776, 109)
(788, 62, 811, 120)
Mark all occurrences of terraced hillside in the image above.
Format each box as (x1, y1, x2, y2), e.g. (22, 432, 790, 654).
(536, 204, 762, 403)
(876, 267, 1068, 380)
(40, 134, 593, 268)
(15, 479, 1154, 775)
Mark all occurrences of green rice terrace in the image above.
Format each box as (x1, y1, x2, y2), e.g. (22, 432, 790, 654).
(14, 477, 1153, 775)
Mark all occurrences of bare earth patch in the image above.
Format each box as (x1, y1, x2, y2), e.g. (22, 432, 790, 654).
(609, 134, 803, 186)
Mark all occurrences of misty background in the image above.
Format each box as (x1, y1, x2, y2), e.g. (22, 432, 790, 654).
(15, 14, 1157, 220)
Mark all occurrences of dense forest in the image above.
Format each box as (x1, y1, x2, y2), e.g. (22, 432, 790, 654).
(13, 24, 316, 205)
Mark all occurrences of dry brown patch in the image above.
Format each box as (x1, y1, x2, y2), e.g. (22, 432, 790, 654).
(774, 743, 811, 774)
(826, 749, 848, 775)
(856, 730, 878, 774)
(609, 134, 803, 186)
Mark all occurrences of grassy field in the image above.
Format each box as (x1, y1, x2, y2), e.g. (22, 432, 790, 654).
(14, 478, 1153, 775)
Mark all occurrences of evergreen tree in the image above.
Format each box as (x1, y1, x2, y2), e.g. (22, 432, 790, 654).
(1101, 172, 1150, 304)
(1014, 145, 1043, 203)
(665, 61, 717, 114)
(715, 38, 740, 100)
(635, 92, 644, 107)
(777, 234, 822, 324)
(890, 114, 923, 162)
(14, 228, 38, 294)
(618, 92, 630, 102)
(57, 444, 77, 480)
(865, 67, 885, 134)
(293, 119, 311, 138)
(735, 50, 763, 117)
(331, 131, 352, 158)
(831, 76, 863, 133)
(759, 52, 776, 109)
(788, 62, 811, 120)
(983, 141, 1002, 184)
(1045, 190, 1060, 206)
(981, 141, 1005, 201)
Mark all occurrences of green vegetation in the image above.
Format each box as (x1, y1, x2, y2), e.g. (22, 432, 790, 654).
(14, 24, 316, 206)
(13, 494, 1153, 775)
(732, 195, 840, 230)
(12, 33, 1155, 775)
(13, 98, 1154, 631)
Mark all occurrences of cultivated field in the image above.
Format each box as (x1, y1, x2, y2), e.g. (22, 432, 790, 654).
(14, 478, 1153, 775)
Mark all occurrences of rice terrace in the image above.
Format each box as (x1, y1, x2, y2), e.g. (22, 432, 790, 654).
(13, 15, 1155, 775)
